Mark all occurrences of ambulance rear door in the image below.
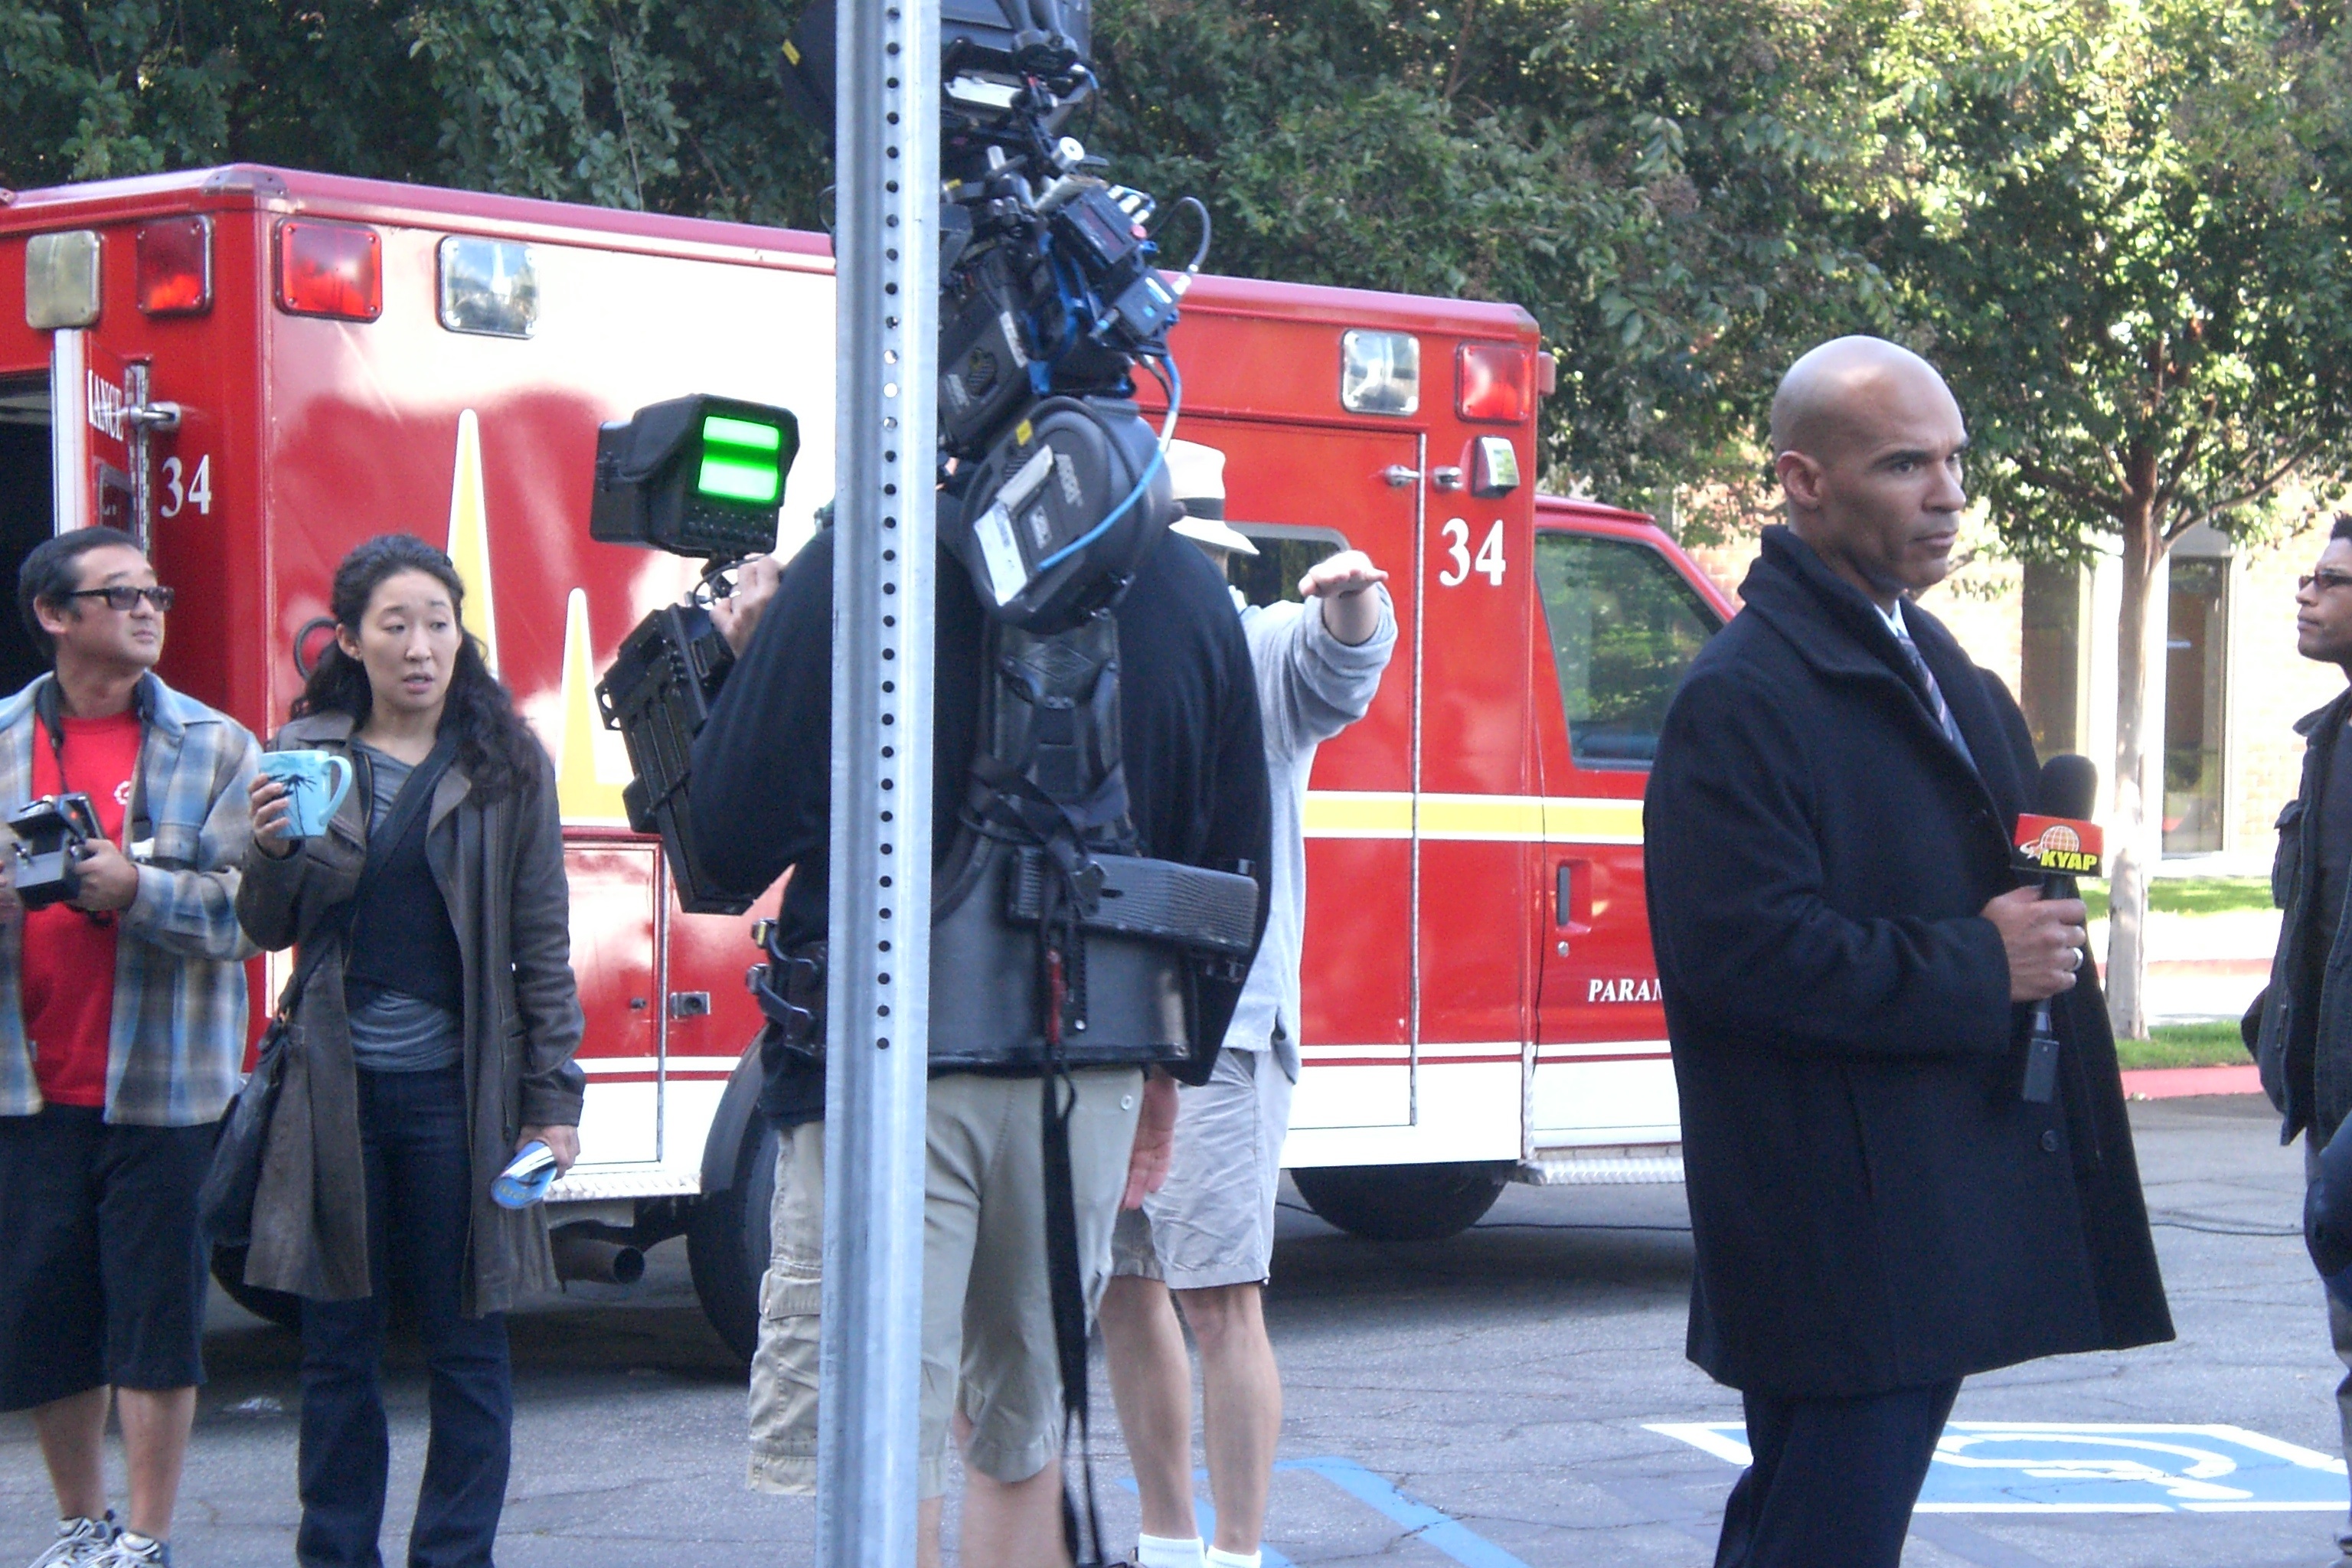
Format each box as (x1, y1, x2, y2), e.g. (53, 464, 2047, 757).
(1178, 416, 1422, 1132)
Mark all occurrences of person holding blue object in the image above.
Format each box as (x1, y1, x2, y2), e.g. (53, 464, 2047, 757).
(2252, 513, 2352, 1566)
(1645, 338, 2171, 1568)
(234, 534, 583, 1568)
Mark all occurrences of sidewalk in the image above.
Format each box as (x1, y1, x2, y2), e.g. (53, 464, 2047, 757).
(2093, 906, 2278, 1027)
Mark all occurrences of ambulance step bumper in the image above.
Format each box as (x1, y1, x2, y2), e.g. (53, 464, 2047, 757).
(1514, 1147, 1684, 1186)
(547, 1166, 704, 1203)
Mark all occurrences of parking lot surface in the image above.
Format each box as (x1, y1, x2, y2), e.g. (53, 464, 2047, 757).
(4, 1093, 2346, 1566)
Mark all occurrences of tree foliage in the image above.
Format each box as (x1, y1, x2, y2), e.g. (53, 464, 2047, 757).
(1087, 0, 1898, 528)
(1872, 0, 2352, 561)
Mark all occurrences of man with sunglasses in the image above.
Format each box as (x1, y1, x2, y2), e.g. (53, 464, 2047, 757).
(0, 527, 260, 1568)
(2256, 514, 2352, 1567)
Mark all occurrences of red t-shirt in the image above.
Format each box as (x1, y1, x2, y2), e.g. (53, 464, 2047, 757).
(22, 710, 141, 1108)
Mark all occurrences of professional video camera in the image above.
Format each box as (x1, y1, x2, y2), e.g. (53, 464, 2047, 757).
(784, 0, 1206, 632)
(592, 1, 1206, 918)
(7, 792, 101, 910)
(589, 395, 801, 914)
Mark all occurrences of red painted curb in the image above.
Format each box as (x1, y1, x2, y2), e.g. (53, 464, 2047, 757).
(2121, 1063, 2262, 1099)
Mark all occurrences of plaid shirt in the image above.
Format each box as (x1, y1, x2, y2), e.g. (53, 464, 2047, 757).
(0, 673, 260, 1126)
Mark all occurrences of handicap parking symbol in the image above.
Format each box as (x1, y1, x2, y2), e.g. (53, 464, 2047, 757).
(1650, 1420, 2350, 1513)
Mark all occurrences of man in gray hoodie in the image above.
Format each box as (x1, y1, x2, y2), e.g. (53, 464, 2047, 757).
(1099, 440, 1396, 1568)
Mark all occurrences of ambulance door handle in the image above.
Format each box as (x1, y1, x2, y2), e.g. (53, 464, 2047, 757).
(1554, 860, 1593, 936)
(1379, 464, 1421, 488)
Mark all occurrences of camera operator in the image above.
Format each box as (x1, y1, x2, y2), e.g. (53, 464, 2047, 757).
(693, 519, 1270, 1568)
(0, 527, 260, 1568)
(1100, 442, 1393, 1568)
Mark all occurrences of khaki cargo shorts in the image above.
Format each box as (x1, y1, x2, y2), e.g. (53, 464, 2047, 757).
(746, 1067, 1145, 1497)
(1112, 1044, 1294, 1291)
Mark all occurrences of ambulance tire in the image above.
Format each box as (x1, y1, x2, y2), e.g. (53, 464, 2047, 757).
(208, 1243, 304, 1333)
(1290, 1161, 1509, 1243)
(688, 1111, 778, 1365)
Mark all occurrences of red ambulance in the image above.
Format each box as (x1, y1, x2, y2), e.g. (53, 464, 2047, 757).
(0, 166, 1734, 1357)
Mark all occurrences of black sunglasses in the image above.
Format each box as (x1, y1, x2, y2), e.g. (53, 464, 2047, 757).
(2301, 570, 2352, 595)
(64, 585, 175, 612)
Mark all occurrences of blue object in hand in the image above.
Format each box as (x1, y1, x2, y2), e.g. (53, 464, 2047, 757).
(492, 1142, 559, 1209)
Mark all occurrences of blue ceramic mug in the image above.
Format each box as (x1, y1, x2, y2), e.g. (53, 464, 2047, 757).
(257, 750, 354, 841)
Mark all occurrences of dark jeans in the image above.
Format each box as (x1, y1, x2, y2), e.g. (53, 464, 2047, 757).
(298, 1065, 511, 1568)
(1713, 1379, 1962, 1568)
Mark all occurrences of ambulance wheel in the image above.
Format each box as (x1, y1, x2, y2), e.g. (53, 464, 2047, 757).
(688, 1112, 778, 1365)
(208, 1243, 303, 1333)
(1291, 1161, 1509, 1243)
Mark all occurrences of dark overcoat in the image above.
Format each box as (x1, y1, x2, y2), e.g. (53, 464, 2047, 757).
(2251, 685, 2352, 1145)
(234, 713, 586, 1314)
(1645, 527, 2172, 1398)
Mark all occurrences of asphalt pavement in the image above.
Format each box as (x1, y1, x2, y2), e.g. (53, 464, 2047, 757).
(5, 1092, 2348, 1567)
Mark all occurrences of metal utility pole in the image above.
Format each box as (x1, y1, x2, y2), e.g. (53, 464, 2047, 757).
(818, 0, 938, 1563)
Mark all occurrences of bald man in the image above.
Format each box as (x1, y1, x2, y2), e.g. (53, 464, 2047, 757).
(1644, 338, 2172, 1567)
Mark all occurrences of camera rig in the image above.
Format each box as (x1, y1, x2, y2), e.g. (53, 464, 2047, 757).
(593, 0, 1206, 913)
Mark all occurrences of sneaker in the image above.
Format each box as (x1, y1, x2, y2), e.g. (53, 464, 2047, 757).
(26, 1516, 115, 1568)
(89, 1534, 168, 1568)
(87, 1532, 168, 1568)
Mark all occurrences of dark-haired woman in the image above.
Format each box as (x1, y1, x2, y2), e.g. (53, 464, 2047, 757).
(234, 534, 583, 1568)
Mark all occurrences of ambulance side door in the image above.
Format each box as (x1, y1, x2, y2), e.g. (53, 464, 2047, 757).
(1527, 525, 1722, 1146)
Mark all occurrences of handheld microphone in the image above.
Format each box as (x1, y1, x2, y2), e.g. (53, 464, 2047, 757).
(2014, 754, 2102, 1103)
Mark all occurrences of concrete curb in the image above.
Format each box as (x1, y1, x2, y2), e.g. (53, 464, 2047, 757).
(2121, 1063, 2262, 1099)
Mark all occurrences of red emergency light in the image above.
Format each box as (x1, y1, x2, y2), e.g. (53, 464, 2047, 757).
(276, 219, 381, 322)
(1456, 341, 1530, 423)
(136, 216, 211, 315)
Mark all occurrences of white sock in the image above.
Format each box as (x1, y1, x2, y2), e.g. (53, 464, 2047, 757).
(1207, 1550, 1261, 1568)
(1135, 1533, 1206, 1568)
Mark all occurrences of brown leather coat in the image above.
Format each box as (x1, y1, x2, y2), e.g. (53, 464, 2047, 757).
(234, 712, 584, 1314)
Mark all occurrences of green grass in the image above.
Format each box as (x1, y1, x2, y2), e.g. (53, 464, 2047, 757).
(2115, 1021, 2253, 1072)
(2079, 877, 2272, 922)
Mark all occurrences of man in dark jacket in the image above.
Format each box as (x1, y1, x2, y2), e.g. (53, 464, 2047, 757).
(689, 524, 1270, 1568)
(1645, 336, 2172, 1568)
(2252, 512, 2352, 1566)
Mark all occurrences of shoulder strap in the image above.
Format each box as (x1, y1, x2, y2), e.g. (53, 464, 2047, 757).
(363, 734, 460, 867)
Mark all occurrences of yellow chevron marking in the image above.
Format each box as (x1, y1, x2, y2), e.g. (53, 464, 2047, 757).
(445, 409, 499, 675)
(556, 588, 632, 825)
(1302, 791, 1645, 844)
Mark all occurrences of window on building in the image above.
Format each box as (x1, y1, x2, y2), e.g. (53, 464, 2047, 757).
(2164, 557, 2229, 854)
(1534, 532, 1723, 769)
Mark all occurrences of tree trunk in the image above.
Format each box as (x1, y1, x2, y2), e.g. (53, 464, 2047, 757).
(2106, 493, 2165, 1042)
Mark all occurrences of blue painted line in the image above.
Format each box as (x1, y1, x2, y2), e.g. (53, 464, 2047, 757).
(1276, 1456, 1532, 1568)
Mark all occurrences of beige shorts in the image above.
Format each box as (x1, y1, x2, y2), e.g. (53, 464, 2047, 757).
(746, 1067, 1145, 1498)
(1112, 1044, 1294, 1291)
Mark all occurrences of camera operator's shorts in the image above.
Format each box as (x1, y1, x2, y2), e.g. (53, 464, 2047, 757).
(747, 1067, 1145, 1498)
(1111, 1044, 1294, 1291)
(0, 1106, 214, 1410)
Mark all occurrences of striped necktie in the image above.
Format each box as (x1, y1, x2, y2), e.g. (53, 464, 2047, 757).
(1893, 627, 1974, 766)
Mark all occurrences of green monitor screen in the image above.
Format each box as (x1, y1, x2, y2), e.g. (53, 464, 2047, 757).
(697, 414, 786, 507)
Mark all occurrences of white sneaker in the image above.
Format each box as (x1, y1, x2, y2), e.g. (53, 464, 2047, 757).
(88, 1534, 168, 1568)
(25, 1516, 114, 1568)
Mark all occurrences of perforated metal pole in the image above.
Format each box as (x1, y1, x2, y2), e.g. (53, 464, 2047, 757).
(818, 1, 938, 1563)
